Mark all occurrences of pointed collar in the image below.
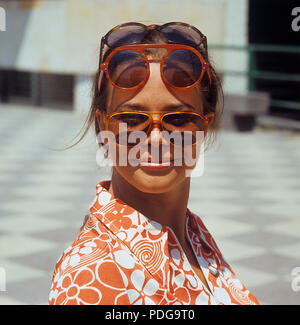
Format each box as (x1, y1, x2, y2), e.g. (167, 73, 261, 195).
(89, 181, 170, 284)
(89, 181, 221, 281)
(89, 180, 169, 244)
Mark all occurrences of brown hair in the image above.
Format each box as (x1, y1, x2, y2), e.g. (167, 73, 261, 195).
(70, 28, 223, 152)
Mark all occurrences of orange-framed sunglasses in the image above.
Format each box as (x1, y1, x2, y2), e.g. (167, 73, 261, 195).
(100, 44, 211, 92)
(98, 22, 211, 92)
(104, 110, 214, 145)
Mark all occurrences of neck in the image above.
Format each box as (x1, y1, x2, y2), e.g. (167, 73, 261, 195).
(109, 168, 191, 246)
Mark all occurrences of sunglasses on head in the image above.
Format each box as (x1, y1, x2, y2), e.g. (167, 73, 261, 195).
(98, 22, 211, 91)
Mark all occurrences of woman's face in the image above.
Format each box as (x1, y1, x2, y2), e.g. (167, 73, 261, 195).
(96, 61, 214, 194)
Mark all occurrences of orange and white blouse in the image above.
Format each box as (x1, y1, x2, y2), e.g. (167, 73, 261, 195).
(49, 181, 259, 305)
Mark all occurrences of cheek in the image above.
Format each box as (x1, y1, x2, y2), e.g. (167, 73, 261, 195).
(108, 143, 141, 167)
(172, 130, 204, 170)
(181, 147, 200, 175)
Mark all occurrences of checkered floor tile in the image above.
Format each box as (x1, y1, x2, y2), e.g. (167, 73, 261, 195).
(0, 103, 299, 305)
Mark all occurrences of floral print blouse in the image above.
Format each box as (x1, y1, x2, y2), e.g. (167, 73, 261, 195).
(49, 181, 259, 305)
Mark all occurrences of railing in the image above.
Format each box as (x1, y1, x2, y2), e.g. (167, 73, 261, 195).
(209, 43, 300, 111)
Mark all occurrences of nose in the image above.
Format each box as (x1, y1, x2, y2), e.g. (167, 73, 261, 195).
(148, 115, 163, 147)
(146, 115, 172, 155)
(146, 121, 168, 162)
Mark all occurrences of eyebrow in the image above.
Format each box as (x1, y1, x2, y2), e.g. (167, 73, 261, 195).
(114, 102, 196, 112)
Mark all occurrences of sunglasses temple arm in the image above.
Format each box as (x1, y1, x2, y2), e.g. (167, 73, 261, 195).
(200, 36, 212, 85)
(98, 38, 105, 92)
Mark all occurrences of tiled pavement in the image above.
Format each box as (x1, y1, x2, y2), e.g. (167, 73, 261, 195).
(0, 103, 299, 305)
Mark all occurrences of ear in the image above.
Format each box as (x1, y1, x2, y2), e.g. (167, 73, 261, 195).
(95, 109, 107, 146)
(204, 112, 215, 137)
(206, 112, 215, 128)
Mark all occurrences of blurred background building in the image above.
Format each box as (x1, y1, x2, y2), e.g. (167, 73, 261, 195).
(0, 0, 300, 127)
(0, 0, 300, 305)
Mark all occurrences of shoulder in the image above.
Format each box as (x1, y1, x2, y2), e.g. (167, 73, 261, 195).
(52, 214, 115, 277)
(49, 215, 115, 303)
(188, 210, 260, 305)
(49, 214, 143, 305)
(187, 209, 222, 253)
(187, 209, 234, 272)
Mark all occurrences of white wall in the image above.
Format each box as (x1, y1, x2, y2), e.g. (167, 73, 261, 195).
(0, 0, 227, 74)
(0, 0, 249, 110)
(222, 0, 249, 94)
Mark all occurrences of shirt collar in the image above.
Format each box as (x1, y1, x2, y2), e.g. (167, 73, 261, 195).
(89, 181, 220, 281)
(89, 180, 168, 239)
(89, 181, 170, 284)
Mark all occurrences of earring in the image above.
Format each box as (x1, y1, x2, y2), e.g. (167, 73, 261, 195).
(96, 141, 112, 167)
(100, 142, 109, 159)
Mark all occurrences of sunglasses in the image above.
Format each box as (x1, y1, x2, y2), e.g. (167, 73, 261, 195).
(100, 44, 211, 91)
(105, 110, 214, 145)
(98, 22, 211, 91)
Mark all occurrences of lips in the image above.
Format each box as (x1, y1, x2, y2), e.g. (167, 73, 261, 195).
(139, 161, 172, 171)
(140, 160, 172, 166)
(138, 157, 182, 170)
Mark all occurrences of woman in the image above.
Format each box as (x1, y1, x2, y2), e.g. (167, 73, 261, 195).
(49, 22, 259, 305)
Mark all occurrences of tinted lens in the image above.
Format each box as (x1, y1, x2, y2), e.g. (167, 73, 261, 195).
(163, 49, 202, 87)
(162, 113, 205, 144)
(108, 113, 151, 145)
(161, 24, 201, 47)
(108, 50, 148, 88)
(107, 25, 146, 47)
